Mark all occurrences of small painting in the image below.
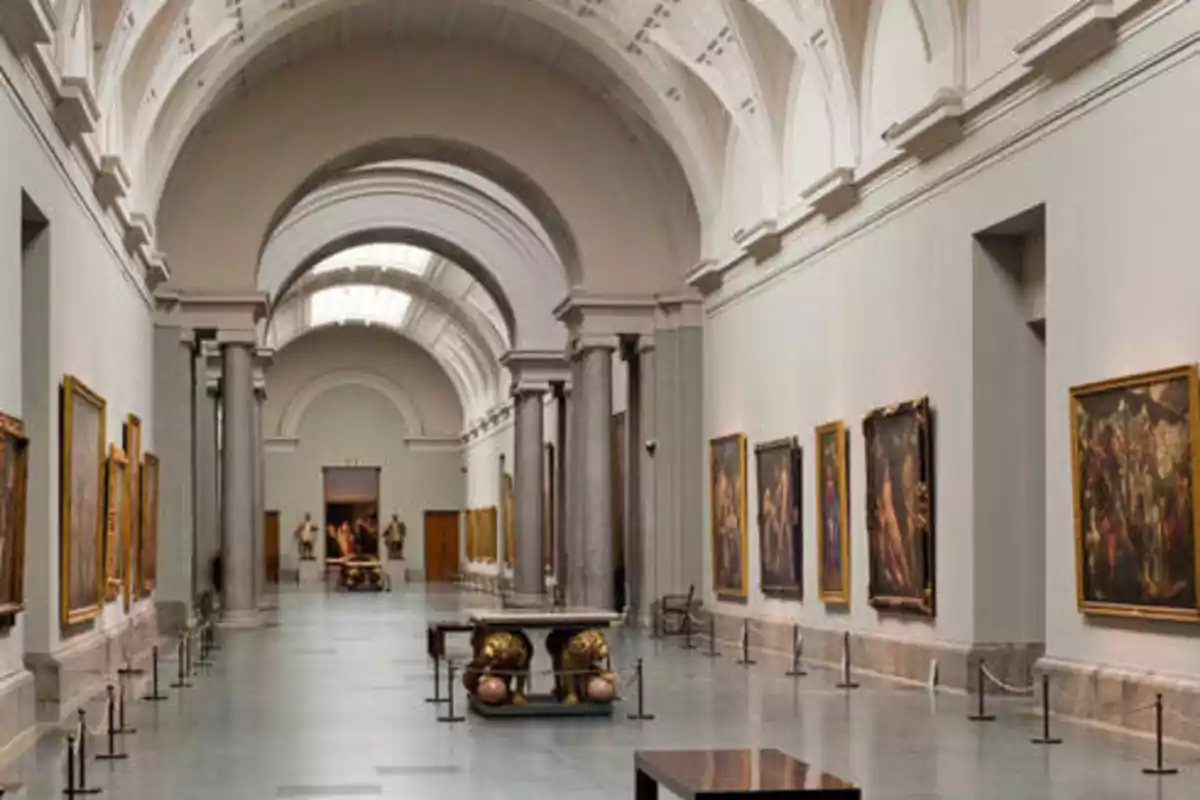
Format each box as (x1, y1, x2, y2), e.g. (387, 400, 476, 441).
(104, 445, 128, 603)
(863, 397, 935, 616)
(710, 433, 748, 601)
(815, 421, 850, 604)
(754, 437, 802, 599)
(61, 376, 107, 627)
(0, 412, 29, 617)
(1071, 365, 1200, 620)
(502, 473, 515, 567)
(139, 453, 159, 596)
(123, 415, 141, 610)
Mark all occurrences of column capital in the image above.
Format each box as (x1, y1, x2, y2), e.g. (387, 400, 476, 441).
(654, 295, 704, 330)
(154, 289, 268, 344)
(501, 349, 568, 394)
(554, 291, 657, 339)
(571, 334, 619, 355)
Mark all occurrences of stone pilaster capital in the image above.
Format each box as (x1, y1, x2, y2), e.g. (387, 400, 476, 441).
(500, 349, 568, 392)
(571, 334, 619, 356)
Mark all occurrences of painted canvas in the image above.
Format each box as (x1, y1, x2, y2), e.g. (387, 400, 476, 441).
(0, 412, 29, 617)
(754, 438, 802, 599)
(61, 376, 107, 626)
(140, 453, 160, 596)
(465, 510, 476, 562)
(1071, 366, 1200, 620)
(104, 446, 128, 603)
(502, 473, 515, 567)
(863, 397, 935, 616)
(123, 415, 141, 609)
(710, 433, 748, 601)
(612, 412, 626, 609)
(815, 421, 850, 604)
(543, 442, 555, 572)
(485, 506, 498, 563)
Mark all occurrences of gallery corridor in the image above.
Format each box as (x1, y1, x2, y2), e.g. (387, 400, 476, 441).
(0, 586, 1196, 799)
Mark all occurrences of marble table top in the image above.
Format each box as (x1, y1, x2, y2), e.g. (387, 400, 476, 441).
(466, 607, 622, 628)
(635, 749, 858, 797)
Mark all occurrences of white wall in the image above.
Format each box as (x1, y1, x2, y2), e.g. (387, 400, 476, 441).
(705, 15, 1200, 675)
(0, 51, 154, 662)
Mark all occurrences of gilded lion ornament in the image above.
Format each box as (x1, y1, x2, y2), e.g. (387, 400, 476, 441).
(463, 630, 533, 704)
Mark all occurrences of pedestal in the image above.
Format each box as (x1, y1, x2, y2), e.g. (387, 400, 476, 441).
(298, 559, 322, 585)
(385, 559, 409, 587)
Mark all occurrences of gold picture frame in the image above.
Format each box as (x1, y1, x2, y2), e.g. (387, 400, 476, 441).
(502, 472, 515, 567)
(754, 437, 802, 600)
(104, 445, 129, 603)
(139, 453, 159, 597)
(710, 433, 748, 602)
(0, 412, 29, 618)
(60, 375, 107, 627)
(123, 415, 141, 610)
(1070, 365, 1200, 621)
(815, 420, 850, 605)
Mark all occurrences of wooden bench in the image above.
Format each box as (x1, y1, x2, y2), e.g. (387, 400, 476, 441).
(634, 749, 859, 799)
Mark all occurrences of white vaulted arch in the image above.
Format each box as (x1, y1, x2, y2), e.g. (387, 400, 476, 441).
(276, 368, 425, 440)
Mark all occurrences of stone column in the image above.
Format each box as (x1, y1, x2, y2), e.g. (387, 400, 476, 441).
(565, 352, 586, 605)
(637, 338, 657, 626)
(219, 342, 259, 626)
(579, 341, 615, 610)
(511, 386, 546, 604)
(192, 345, 219, 602)
(253, 381, 272, 610)
(552, 381, 568, 598)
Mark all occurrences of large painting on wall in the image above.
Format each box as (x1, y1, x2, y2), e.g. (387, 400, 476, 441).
(863, 397, 935, 616)
(502, 473, 515, 567)
(0, 412, 29, 618)
(543, 443, 555, 572)
(710, 433, 748, 601)
(1071, 365, 1200, 620)
(123, 415, 141, 610)
(61, 376, 107, 627)
(139, 453, 160, 596)
(104, 445, 128, 603)
(755, 437, 802, 599)
(815, 421, 850, 605)
(465, 510, 476, 563)
(484, 506, 498, 563)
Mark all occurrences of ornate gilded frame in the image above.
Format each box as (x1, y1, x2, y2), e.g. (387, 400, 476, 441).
(863, 396, 935, 617)
(815, 420, 850, 605)
(139, 453, 160, 597)
(0, 412, 29, 618)
(104, 445, 129, 603)
(502, 472, 515, 567)
(122, 414, 141, 609)
(1069, 364, 1200, 621)
(709, 432, 748, 602)
(60, 375, 107, 627)
(754, 436, 802, 600)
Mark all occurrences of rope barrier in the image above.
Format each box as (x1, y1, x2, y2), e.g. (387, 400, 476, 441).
(979, 664, 1036, 696)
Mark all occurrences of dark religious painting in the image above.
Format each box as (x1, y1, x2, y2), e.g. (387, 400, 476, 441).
(323, 466, 381, 560)
(139, 453, 160, 596)
(754, 438, 802, 599)
(61, 376, 107, 627)
(815, 421, 850, 605)
(104, 445, 128, 603)
(863, 397, 935, 616)
(612, 412, 626, 610)
(0, 412, 29, 617)
(543, 442, 555, 572)
(710, 433, 748, 601)
(1071, 366, 1200, 620)
(122, 415, 141, 611)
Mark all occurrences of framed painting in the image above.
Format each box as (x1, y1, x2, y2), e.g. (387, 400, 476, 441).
(543, 442, 555, 572)
(123, 414, 141, 609)
(1070, 365, 1200, 620)
(139, 453, 159, 596)
(485, 506, 498, 563)
(502, 473, 515, 567)
(465, 510, 475, 562)
(815, 421, 850, 604)
(754, 437, 802, 599)
(0, 412, 29, 618)
(104, 445, 128, 603)
(710, 433, 748, 602)
(60, 375, 107, 627)
(863, 397, 935, 616)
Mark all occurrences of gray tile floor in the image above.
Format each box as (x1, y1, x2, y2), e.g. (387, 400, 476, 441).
(5, 585, 1200, 799)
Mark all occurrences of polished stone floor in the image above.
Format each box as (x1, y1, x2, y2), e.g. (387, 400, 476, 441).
(4, 585, 1199, 799)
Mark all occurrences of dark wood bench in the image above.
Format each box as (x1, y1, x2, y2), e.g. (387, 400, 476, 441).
(635, 749, 859, 799)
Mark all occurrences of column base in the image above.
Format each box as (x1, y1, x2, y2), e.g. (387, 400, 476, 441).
(218, 609, 266, 629)
(504, 591, 549, 609)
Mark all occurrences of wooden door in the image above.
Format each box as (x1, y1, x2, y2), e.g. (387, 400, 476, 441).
(264, 510, 281, 584)
(424, 511, 461, 582)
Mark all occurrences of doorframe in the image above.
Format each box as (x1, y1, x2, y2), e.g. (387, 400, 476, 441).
(424, 509, 461, 583)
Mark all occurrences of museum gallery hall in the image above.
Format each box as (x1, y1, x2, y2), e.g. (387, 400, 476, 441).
(2, 0, 1200, 798)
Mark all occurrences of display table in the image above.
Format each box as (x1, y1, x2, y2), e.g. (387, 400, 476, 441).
(326, 557, 387, 592)
(634, 750, 859, 799)
(462, 607, 622, 718)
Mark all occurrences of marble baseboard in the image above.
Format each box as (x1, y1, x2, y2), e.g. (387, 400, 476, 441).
(0, 668, 36, 766)
(1038, 656, 1200, 745)
(706, 610, 1042, 693)
(461, 571, 503, 596)
(156, 600, 188, 634)
(25, 627, 110, 724)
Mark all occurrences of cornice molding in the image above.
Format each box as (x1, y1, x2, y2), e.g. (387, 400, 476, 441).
(881, 88, 965, 162)
(800, 166, 859, 220)
(733, 218, 781, 263)
(554, 292, 659, 338)
(500, 349, 568, 394)
(95, 154, 131, 208)
(55, 75, 99, 139)
(1015, 0, 1117, 81)
(0, 0, 56, 57)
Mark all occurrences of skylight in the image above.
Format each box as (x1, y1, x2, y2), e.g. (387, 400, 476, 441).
(310, 243, 434, 276)
(308, 285, 412, 328)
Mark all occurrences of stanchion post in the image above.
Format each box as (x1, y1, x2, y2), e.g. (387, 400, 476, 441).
(425, 653, 446, 704)
(115, 683, 136, 735)
(736, 621, 756, 666)
(96, 685, 128, 761)
(436, 661, 465, 723)
(967, 662, 996, 722)
(649, 602, 662, 640)
(835, 631, 859, 689)
(626, 658, 656, 721)
(64, 734, 77, 797)
(1142, 694, 1179, 776)
(169, 638, 192, 689)
(74, 710, 101, 795)
(704, 616, 720, 659)
(785, 624, 807, 677)
(1030, 674, 1061, 745)
(116, 654, 143, 677)
(143, 645, 168, 701)
(681, 612, 697, 650)
(195, 625, 212, 668)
